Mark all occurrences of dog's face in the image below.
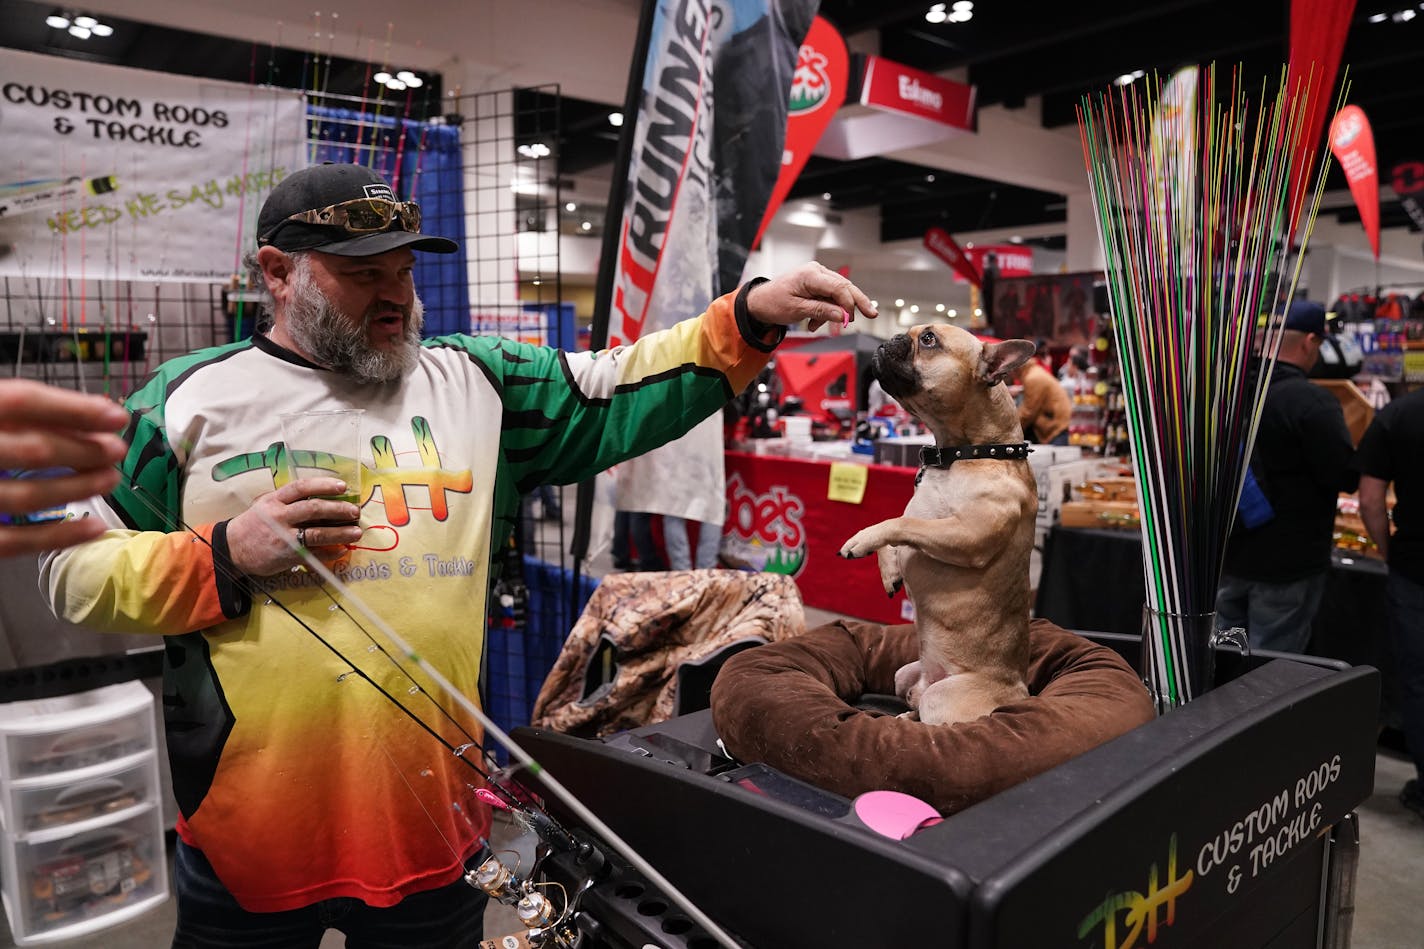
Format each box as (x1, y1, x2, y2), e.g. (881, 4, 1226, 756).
(872, 324, 1035, 423)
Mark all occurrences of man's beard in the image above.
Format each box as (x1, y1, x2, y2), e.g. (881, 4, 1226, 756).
(284, 258, 425, 384)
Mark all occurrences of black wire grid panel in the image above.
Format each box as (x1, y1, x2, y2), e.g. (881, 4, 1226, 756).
(1, 86, 591, 734)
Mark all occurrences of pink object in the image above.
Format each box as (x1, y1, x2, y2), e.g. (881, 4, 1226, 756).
(475, 788, 511, 810)
(852, 790, 943, 840)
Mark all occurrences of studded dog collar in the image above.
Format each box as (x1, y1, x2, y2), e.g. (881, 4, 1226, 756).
(918, 442, 1033, 468)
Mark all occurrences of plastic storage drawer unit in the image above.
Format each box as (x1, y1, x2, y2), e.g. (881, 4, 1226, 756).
(0, 681, 168, 945)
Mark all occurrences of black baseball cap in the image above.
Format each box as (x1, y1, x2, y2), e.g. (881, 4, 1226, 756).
(256, 163, 458, 256)
(1281, 300, 1334, 336)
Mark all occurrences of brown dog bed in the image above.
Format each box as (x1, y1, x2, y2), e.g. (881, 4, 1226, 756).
(711, 618, 1156, 815)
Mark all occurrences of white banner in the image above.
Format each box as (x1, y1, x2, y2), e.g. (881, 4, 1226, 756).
(0, 48, 305, 282)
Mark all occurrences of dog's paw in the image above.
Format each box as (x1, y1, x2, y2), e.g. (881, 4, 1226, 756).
(839, 529, 878, 559)
(876, 547, 904, 596)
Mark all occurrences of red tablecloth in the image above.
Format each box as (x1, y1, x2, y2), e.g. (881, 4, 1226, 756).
(722, 450, 915, 624)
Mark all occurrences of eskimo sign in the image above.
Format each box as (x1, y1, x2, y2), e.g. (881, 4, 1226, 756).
(611, 0, 721, 346)
(897, 76, 942, 111)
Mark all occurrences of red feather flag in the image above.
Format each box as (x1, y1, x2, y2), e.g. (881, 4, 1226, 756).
(1285, 0, 1357, 240)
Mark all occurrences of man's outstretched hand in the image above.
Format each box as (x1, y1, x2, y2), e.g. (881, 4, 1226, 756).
(0, 380, 128, 558)
(746, 262, 878, 332)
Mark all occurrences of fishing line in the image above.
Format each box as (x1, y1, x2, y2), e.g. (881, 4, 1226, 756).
(264, 504, 742, 948)
(117, 474, 741, 945)
(116, 478, 503, 783)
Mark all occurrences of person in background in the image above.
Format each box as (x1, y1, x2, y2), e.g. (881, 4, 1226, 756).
(1058, 344, 1092, 400)
(1355, 385, 1424, 820)
(1017, 356, 1072, 445)
(663, 515, 721, 570)
(1215, 300, 1358, 653)
(37, 163, 875, 947)
(0, 380, 127, 558)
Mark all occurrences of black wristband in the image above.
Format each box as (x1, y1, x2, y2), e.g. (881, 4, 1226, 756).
(735, 277, 785, 352)
(211, 520, 253, 619)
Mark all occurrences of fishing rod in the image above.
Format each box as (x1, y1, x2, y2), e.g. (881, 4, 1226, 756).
(110, 451, 743, 947)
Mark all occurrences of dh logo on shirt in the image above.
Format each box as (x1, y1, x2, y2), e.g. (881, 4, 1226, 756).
(212, 415, 474, 529)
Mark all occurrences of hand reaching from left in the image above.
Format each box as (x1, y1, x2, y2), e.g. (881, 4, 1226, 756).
(745, 262, 878, 332)
(0, 380, 128, 558)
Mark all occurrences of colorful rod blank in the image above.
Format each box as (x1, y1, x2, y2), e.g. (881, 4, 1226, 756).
(1076, 65, 1333, 710)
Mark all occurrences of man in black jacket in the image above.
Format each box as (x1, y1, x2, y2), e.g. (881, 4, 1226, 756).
(1355, 386, 1424, 818)
(1215, 301, 1358, 653)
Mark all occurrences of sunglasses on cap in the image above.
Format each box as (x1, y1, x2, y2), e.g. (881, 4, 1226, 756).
(263, 197, 422, 243)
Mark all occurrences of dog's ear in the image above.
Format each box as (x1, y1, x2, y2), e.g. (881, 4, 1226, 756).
(979, 339, 1037, 386)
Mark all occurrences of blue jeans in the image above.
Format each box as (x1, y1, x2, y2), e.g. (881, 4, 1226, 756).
(663, 517, 722, 570)
(1387, 571, 1424, 783)
(171, 840, 488, 949)
(1214, 571, 1326, 654)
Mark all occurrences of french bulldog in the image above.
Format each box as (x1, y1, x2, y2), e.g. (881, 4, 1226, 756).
(839, 325, 1038, 726)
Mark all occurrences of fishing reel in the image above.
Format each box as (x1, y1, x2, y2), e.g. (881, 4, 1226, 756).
(471, 776, 731, 949)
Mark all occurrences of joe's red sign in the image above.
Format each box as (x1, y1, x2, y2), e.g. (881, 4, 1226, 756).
(723, 472, 807, 575)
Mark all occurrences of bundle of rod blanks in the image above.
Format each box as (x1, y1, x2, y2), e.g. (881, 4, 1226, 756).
(1076, 64, 1336, 712)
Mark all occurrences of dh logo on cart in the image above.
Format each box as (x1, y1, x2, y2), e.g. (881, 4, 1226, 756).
(722, 472, 806, 575)
(1077, 834, 1194, 949)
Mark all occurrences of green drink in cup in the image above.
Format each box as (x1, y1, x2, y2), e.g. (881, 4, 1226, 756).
(279, 410, 364, 512)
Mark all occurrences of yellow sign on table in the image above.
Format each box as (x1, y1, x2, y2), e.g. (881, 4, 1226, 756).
(827, 462, 868, 504)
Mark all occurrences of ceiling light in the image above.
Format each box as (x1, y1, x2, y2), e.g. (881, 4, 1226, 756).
(386, 80, 406, 91)
(396, 70, 416, 82)
(1395, 8, 1417, 20)
(894, 298, 905, 307)
(965, 241, 974, 248)
(580, 221, 592, 231)
(403, 75, 423, 89)
(953, 0, 973, 8)
(51, 12, 113, 38)
(822, 192, 833, 201)
(374, 71, 392, 84)
(565, 201, 577, 212)
(531, 277, 542, 286)
(948, 308, 958, 317)
(518, 142, 551, 159)
(925, 3, 948, 23)
(1010, 235, 1023, 243)
(935, 303, 946, 312)
(973, 307, 983, 317)
(925, 174, 936, 183)
(870, 300, 879, 310)
(910, 304, 920, 313)
(947, 9, 972, 21)
(608, 112, 624, 127)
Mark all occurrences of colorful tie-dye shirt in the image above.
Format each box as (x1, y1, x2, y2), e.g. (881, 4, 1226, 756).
(40, 284, 778, 912)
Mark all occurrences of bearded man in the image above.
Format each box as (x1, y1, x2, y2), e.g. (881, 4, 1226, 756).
(39, 163, 874, 947)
